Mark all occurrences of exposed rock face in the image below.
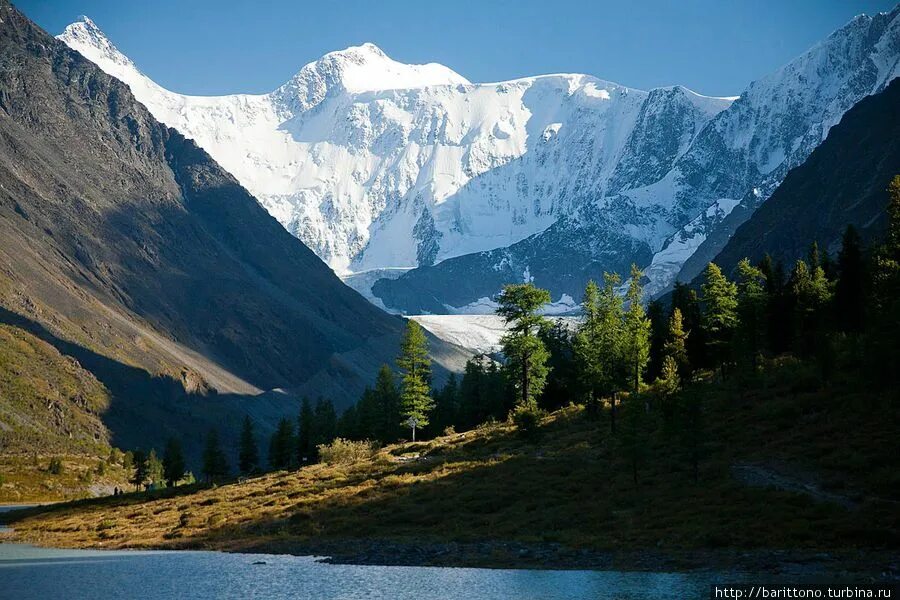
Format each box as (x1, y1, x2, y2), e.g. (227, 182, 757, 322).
(0, 2, 464, 458)
(707, 78, 900, 277)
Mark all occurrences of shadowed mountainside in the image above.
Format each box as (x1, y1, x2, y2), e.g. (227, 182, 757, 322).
(696, 78, 900, 278)
(0, 1, 465, 459)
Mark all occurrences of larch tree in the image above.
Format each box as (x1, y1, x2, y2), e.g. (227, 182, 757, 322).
(701, 262, 738, 371)
(497, 283, 551, 410)
(396, 320, 433, 441)
(574, 279, 604, 413)
(735, 258, 768, 367)
(622, 264, 651, 395)
(663, 308, 690, 382)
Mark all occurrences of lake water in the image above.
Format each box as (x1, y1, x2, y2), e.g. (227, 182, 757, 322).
(0, 506, 730, 599)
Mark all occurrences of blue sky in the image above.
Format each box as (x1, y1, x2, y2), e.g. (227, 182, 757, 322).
(17, 0, 898, 97)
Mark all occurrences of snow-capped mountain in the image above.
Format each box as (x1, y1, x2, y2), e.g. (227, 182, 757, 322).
(59, 9, 900, 313)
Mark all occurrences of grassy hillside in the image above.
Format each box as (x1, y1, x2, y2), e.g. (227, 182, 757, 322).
(4, 358, 896, 569)
(0, 324, 130, 501)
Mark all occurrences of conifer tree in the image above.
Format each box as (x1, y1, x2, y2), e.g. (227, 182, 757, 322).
(373, 364, 401, 442)
(238, 416, 259, 475)
(671, 281, 706, 368)
(657, 355, 680, 427)
(397, 320, 433, 441)
(269, 417, 295, 470)
(701, 262, 738, 370)
(622, 264, 651, 394)
(337, 405, 359, 440)
(834, 225, 865, 332)
(789, 257, 832, 356)
(868, 176, 900, 385)
(539, 319, 578, 411)
(574, 279, 604, 414)
(313, 397, 338, 447)
(432, 373, 459, 434)
(735, 258, 768, 367)
(202, 429, 229, 483)
(646, 300, 667, 382)
(497, 283, 551, 411)
(130, 449, 148, 491)
(146, 449, 164, 488)
(162, 437, 186, 487)
(663, 308, 690, 382)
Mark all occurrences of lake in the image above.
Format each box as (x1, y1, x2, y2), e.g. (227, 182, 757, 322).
(0, 506, 731, 599)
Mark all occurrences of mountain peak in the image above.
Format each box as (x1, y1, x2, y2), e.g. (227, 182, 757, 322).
(59, 15, 135, 72)
(300, 41, 470, 94)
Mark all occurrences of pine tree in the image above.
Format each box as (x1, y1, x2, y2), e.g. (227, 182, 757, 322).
(297, 397, 314, 463)
(162, 437, 186, 487)
(396, 320, 433, 441)
(663, 308, 690, 382)
(269, 417, 295, 470)
(238, 416, 259, 475)
(202, 429, 229, 483)
(130, 449, 148, 491)
(313, 397, 337, 447)
(497, 283, 551, 411)
(834, 225, 865, 332)
(701, 262, 738, 370)
(622, 264, 651, 394)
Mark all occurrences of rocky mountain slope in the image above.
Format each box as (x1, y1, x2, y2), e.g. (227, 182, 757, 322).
(709, 77, 900, 276)
(0, 2, 463, 460)
(57, 8, 900, 313)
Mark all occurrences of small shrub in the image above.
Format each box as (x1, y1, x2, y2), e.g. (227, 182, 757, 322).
(95, 460, 107, 476)
(442, 425, 457, 437)
(317, 438, 380, 465)
(510, 405, 546, 440)
(47, 457, 64, 475)
(96, 519, 116, 531)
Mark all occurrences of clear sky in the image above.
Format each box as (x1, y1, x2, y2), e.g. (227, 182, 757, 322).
(16, 0, 899, 97)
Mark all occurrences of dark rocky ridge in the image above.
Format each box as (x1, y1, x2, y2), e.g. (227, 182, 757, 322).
(0, 1, 464, 458)
(707, 78, 900, 276)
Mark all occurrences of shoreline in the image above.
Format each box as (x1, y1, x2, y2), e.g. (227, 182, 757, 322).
(5, 524, 895, 580)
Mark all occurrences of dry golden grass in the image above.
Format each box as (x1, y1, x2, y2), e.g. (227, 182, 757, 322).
(3, 364, 897, 556)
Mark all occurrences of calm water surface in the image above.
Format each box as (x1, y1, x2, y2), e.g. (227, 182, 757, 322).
(1, 506, 731, 600)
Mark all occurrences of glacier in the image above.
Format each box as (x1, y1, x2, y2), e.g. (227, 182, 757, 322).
(58, 8, 900, 313)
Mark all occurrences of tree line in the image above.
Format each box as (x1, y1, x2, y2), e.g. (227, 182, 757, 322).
(122, 176, 900, 490)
